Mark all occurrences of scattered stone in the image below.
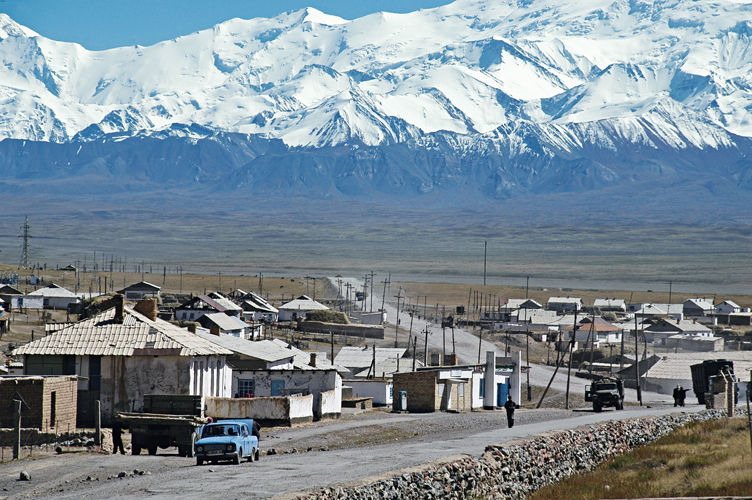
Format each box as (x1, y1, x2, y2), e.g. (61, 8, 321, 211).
(117, 471, 127, 478)
(86, 476, 94, 481)
(55, 446, 63, 454)
(19, 471, 31, 481)
(208, 469, 215, 473)
(267, 449, 277, 455)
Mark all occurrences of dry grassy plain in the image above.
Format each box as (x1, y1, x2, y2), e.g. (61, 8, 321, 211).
(528, 417, 752, 499)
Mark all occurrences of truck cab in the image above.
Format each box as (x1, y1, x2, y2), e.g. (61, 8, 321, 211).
(194, 419, 259, 466)
(585, 378, 624, 412)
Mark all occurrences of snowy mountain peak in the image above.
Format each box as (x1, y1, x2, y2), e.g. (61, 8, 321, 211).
(1, 0, 752, 149)
(0, 13, 38, 39)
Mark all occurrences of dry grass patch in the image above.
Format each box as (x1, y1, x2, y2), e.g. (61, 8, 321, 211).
(528, 417, 752, 499)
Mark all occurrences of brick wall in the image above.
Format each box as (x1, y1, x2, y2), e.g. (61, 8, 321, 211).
(393, 371, 438, 412)
(0, 376, 77, 430)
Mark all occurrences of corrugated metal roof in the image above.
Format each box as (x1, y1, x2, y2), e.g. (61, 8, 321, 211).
(28, 286, 79, 298)
(208, 293, 242, 311)
(14, 306, 232, 357)
(644, 352, 752, 380)
(202, 312, 247, 331)
(195, 333, 294, 363)
(334, 347, 407, 369)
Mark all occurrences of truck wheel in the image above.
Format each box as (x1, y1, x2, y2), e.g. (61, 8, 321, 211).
(616, 401, 624, 410)
(255, 448, 259, 462)
(177, 445, 186, 457)
(594, 402, 602, 413)
(196, 458, 204, 466)
(132, 445, 141, 455)
(233, 450, 241, 465)
(186, 431, 197, 458)
(247, 448, 254, 463)
(148, 445, 158, 456)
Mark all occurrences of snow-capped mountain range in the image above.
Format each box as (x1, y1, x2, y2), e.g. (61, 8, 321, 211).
(1, 0, 752, 208)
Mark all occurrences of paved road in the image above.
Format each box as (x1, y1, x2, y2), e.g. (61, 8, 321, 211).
(5, 404, 704, 500)
(334, 277, 668, 404)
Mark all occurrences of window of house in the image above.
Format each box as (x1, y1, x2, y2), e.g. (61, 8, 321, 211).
(89, 356, 101, 390)
(238, 379, 254, 397)
(50, 391, 56, 428)
(479, 378, 485, 398)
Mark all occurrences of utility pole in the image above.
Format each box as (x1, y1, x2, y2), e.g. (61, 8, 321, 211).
(380, 274, 391, 312)
(526, 275, 530, 299)
(178, 266, 183, 294)
(565, 306, 578, 410)
(259, 273, 263, 295)
(423, 326, 430, 366)
(369, 271, 376, 312)
(19, 215, 31, 269)
(668, 280, 672, 307)
(394, 288, 403, 348)
(635, 313, 643, 405)
(483, 240, 487, 286)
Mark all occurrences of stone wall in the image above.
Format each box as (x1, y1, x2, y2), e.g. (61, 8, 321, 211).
(285, 409, 737, 500)
(393, 371, 437, 412)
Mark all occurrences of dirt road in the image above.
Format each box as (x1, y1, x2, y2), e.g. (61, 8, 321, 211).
(0, 403, 701, 500)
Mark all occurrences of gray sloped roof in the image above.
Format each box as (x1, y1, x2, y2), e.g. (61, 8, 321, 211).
(14, 306, 232, 357)
(201, 312, 248, 331)
(354, 358, 426, 378)
(279, 295, 329, 311)
(334, 346, 407, 370)
(196, 334, 294, 363)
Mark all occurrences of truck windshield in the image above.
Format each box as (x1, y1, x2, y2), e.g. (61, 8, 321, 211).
(597, 383, 617, 391)
(202, 424, 240, 438)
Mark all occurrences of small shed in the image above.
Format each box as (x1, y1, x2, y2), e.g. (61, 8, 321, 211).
(116, 281, 161, 300)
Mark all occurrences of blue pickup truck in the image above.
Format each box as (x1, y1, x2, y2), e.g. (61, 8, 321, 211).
(194, 419, 259, 466)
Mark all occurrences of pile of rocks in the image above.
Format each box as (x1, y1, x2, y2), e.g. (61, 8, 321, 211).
(294, 409, 737, 500)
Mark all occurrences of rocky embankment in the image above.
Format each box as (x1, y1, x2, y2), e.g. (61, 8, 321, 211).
(288, 409, 738, 500)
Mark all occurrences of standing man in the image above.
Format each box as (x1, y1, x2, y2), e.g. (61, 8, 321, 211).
(112, 422, 125, 455)
(673, 385, 680, 407)
(678, 386, 686, 407)
(504, 394, 518, 428)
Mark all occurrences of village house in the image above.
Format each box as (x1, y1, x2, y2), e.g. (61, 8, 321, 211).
(715, 300, 742, 315)
(393, 351, 522, 413)
(240, 291, 279, 323)
(560, 317, 623, 348)
(278, 295, 329, 322)
(0, 375, 78, 430)
(14, 296, 233, 426)
(27, 284, 81, 310)
(683, 298, 714, 317)
(116, 281, 161, 301)
(196, 312, 254, 339)
(546, 297, 583, 312)
(633, 303, 684, 320)
(176, 294, 242, 322)
(593, 299, 627, 313)
(334, 346, 408, 378)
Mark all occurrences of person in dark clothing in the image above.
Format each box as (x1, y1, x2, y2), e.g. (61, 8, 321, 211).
(673, 385, 680, 407)
(504, 395, 518, 428)
(112, 422, 125, 455)
(678, 386, 686, 407)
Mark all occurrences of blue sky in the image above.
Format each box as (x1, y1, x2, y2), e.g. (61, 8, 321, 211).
(2, 0, 454, 50)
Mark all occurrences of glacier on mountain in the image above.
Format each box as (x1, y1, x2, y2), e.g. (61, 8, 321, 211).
(1, 0, 752, 208)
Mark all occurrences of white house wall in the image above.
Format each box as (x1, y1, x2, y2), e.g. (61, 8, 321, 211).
(347, 380, 393, 405)
(189, 356, 232, 400)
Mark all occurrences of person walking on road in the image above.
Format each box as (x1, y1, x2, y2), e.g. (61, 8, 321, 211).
(673, 385, 680, 407)
(504, 395, 518, 428)
(112, 422, 125, 455)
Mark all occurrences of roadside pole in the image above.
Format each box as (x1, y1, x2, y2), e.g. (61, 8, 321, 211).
(95, 400, 101, 446)
(746, 372, 751, 458)
(13, 400, 21, 460)
(565, 306, 578, 410)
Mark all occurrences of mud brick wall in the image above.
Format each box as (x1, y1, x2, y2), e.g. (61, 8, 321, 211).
(0, 376, 77, 430)
(393, 371, 438, 412)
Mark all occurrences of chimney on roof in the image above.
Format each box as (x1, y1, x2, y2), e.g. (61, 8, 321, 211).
(210, 325, 221, 336)
(134, 298, 158, 321)
(113, 294, 125, 324)
(309, 353, 317, 367)
(187, 324, 196, 334)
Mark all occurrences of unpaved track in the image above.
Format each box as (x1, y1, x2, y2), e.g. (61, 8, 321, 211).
(1, 404, 703, 500)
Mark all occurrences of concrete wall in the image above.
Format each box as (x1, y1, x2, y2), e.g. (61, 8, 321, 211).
(319, 388, 340, 419)
(346, 379, 393, 406)
(205, 395, 313, 426)
(230, 369, 341, 420)
(296, 320, 385, 339)
(0, 376, 77, 430)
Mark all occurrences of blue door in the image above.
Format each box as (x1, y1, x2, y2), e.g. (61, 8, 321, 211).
(271, 380, 285, 396)
(497, 381, 509, 407)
